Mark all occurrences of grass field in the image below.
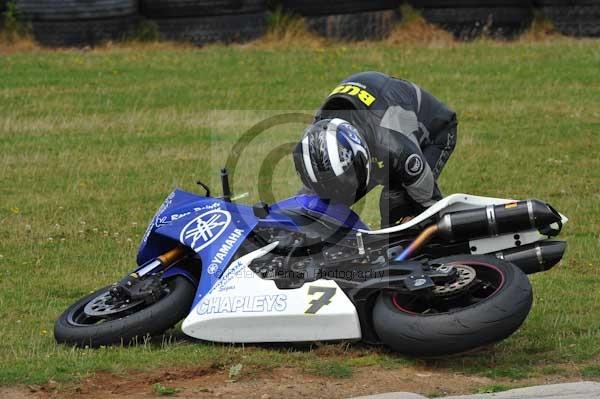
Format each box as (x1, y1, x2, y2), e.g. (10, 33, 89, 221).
(1, 33, 599, 396)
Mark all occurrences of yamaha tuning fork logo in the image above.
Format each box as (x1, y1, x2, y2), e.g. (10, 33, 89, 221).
(180, 210, 231, 252)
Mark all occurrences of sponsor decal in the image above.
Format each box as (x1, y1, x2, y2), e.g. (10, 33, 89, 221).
(155, 211, 191, 227)
(142, 192, 176, 243)
(144, 200, 222, 244)
(165, 203, 222, 225)
(193, 203, 221, 212)
(305, 286, 336, 314)
(213, 260, 255, 293)
(197, 294, 287, 315)
(329, 84, 376, 107)
(180, 210, 231, 252)
(206, 228, 245, 275)
(405, 154, 424, 176)
(170, 211, 191, 222)
(207, 264, 219, 274)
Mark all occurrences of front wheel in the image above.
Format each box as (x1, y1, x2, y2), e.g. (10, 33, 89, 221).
(372, 255, 533, 356)
(55, 276, 195, 347)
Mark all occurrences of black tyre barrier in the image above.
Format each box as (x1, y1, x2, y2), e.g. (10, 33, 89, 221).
(410, 0, 530, 8)
(15, 0, 137, 21)
(423, 7, 534, 40)
(535, 0, 599, 4)
(30, 15, 136, 46)
(153, 12, 266, 45)
(541, 5, 600, 36)
(282, 0, 400, 16)
(140, 0, 265, 18)
(305, 9, 398, 41)
(13, 0, 137, 46)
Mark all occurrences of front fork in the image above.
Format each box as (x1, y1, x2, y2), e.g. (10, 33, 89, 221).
(110, 245, 190, 304)
(135, 245, 189, 277)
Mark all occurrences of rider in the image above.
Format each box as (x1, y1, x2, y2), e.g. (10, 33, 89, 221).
(293, 71, 457, 227)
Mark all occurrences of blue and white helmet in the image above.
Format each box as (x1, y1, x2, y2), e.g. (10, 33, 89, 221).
(293, 118, 371, 204)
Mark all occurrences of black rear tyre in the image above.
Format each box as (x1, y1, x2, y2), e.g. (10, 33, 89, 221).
(55, 276, 195, 347)
(372, 255, 532, 357)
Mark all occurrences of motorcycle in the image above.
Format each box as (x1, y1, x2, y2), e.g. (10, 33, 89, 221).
(55, 169, 567, 356)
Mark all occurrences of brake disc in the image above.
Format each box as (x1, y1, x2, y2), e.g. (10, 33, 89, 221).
(433, 264, 477, 296)
(83, 291, 143, 317)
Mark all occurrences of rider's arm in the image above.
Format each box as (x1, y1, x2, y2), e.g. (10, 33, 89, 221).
(415, 87, 458, 178)
(378, 126, 440, 209)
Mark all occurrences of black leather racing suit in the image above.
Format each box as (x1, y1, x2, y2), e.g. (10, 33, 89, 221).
(315, 71, 458, 227)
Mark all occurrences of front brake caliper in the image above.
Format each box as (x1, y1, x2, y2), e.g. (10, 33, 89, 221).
(110, 274, 164, 305)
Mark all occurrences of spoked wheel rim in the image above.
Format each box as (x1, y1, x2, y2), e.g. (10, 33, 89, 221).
(66, 283, 172, 326)
(392, 261, 505, 315)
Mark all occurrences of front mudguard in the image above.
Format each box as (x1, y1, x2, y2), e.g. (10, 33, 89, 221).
(163, 263, 199, 286)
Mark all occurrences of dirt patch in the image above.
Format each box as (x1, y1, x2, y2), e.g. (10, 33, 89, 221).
(0, 387, 37, 399)
(7, 364, 589, 399)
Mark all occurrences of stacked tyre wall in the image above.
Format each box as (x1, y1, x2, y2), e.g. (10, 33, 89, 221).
(281, 0, 401, 41)
(14, 0, 138, 46)
(409, 0, 534, 40)
(1, 0, 598, 46)
(139, 0, 267, 45)
(5, 0, 267, 46)
(536, 0, 600, 37)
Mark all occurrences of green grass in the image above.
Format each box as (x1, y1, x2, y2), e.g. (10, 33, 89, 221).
(0, 38, 599, 387)
(476, 384, 511, 394)
(309, 361, 354, 379)
(581, 365, 600, 378)
(152, 382, 182, 396)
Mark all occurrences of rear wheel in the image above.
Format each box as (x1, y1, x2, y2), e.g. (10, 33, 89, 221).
(55, 276, 195, 347)
(372, 255, 532, 356)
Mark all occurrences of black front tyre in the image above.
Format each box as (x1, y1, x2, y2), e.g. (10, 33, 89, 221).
(55, 276, 195, 347)
(372, 255, 533, 356)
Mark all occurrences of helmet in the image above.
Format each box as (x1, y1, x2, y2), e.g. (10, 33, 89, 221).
(293, 118, 371, 205)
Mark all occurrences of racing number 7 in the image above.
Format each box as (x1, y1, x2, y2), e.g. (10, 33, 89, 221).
(305, 286, 336, 314)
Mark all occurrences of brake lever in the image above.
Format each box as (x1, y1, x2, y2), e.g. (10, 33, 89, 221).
(196, 180, 211, 197)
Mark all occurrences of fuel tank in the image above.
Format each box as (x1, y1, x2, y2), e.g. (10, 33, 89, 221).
(437, 200, 562, 241)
